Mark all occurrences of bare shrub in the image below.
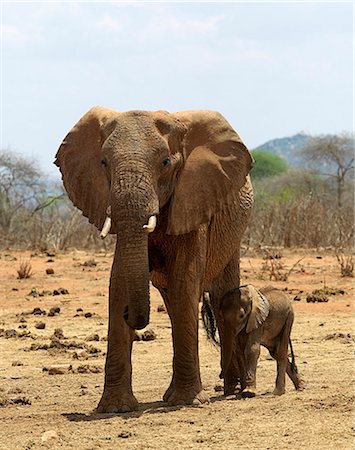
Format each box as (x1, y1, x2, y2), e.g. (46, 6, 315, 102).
(17, 260, 33, 279)
(245, 169, 354, 250)
(0, 155, 115, 251)
(299, 133, 354, 208)
(336, 253, 354, 277)
(255, 250, 304, 281)
(1, 148, 353, 252)
(0, 150, 45, 236)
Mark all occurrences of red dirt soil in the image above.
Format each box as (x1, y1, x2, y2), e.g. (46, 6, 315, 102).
(0, 249, 354, 449)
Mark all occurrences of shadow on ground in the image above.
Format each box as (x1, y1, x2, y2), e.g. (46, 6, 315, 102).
(61, 394, 240, 422)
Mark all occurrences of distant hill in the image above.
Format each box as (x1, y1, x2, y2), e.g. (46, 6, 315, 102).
(253, 133, 310, 167)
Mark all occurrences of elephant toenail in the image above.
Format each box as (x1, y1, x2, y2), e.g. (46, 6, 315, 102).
(106, 405, 119, 413)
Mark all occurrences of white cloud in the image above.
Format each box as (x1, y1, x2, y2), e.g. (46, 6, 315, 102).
(167, 38, 274, 71)
(96, 16, 122, 32)
(2, 25, 27, 45)
(141, 13, 226, 41)
(167, 15, 225, 34)
(230, 39, 274, 64)
(2, 22, 45, 47)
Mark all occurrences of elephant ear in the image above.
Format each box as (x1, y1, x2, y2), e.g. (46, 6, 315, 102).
(244, 285, 270, 334)
(167, 110, 253, 235)
(54, 106, 120, 232)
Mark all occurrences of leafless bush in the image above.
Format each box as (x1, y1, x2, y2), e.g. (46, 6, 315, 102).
(0, 149, 354, 252)
(336, 253, 354, 277)
(27, 206, 116, 252)
(0, 152, 115, 251)
(257, 252, 304, 281)
(1, 203, 115, 251)
(244, 170, 354, 250)
(17, 260, 33, 279)
(299, 133, 354, 208)
(0, 149, 45, 235)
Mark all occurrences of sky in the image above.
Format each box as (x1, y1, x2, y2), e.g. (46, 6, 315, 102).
(1, 1, 353, 179)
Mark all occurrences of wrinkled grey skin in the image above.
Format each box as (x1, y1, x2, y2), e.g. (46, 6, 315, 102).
(221, 285, 305, 397)
(55, 106, 253, 412)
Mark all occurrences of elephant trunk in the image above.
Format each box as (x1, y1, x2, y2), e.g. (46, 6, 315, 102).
(117, 232, 150, 330)
(110, 174, 158, 330)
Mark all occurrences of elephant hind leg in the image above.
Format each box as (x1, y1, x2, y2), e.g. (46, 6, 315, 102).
(274, 360, 287, 396)
(286, 340, 306, 391)
(272, 312, 295, 395)
(268, 347, 286, 396)
(156, 279, 208, 406)
(286, 360, 305, 391)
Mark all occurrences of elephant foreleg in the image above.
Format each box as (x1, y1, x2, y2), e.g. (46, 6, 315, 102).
(242, 333, 261, 398)
(96, 259, 138, 413)
(235, 336, 247, 391)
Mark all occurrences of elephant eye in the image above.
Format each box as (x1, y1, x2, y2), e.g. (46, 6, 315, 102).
(101, 159, 107, 167)
(162, 156, 170, 168)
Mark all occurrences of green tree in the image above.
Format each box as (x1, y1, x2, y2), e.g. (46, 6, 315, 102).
(250, 150, 289, 180)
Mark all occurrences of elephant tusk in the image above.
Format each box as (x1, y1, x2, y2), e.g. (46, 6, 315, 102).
(100, 206, 112, 239)
(100, 217, 111, 239)
(143, 215, 157, 233)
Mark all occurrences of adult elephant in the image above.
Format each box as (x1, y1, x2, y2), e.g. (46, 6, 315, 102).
(55, 106, 253, 412)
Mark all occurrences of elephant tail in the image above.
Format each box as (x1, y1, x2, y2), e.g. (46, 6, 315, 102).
(201, 292, 220, 346)
(289, 338, 298, 373)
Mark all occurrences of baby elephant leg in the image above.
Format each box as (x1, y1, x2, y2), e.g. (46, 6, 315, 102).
(286, 340, 305, 391)
(268, 346, 287, 395)
(274, 356, 287, 395)
(225, 337, 246, 395)
(286, 360, 305, 391)
(273, 312, 294, 395)
(242, 336, 261, 398)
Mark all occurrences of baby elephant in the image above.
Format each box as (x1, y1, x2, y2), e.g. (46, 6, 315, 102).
(221, 285, 304, 397)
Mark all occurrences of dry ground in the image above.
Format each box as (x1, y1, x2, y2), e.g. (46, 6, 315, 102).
(0, 248, 354, 449)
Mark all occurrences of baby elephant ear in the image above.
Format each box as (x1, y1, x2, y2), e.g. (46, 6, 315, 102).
(245, 285, 270, 333)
